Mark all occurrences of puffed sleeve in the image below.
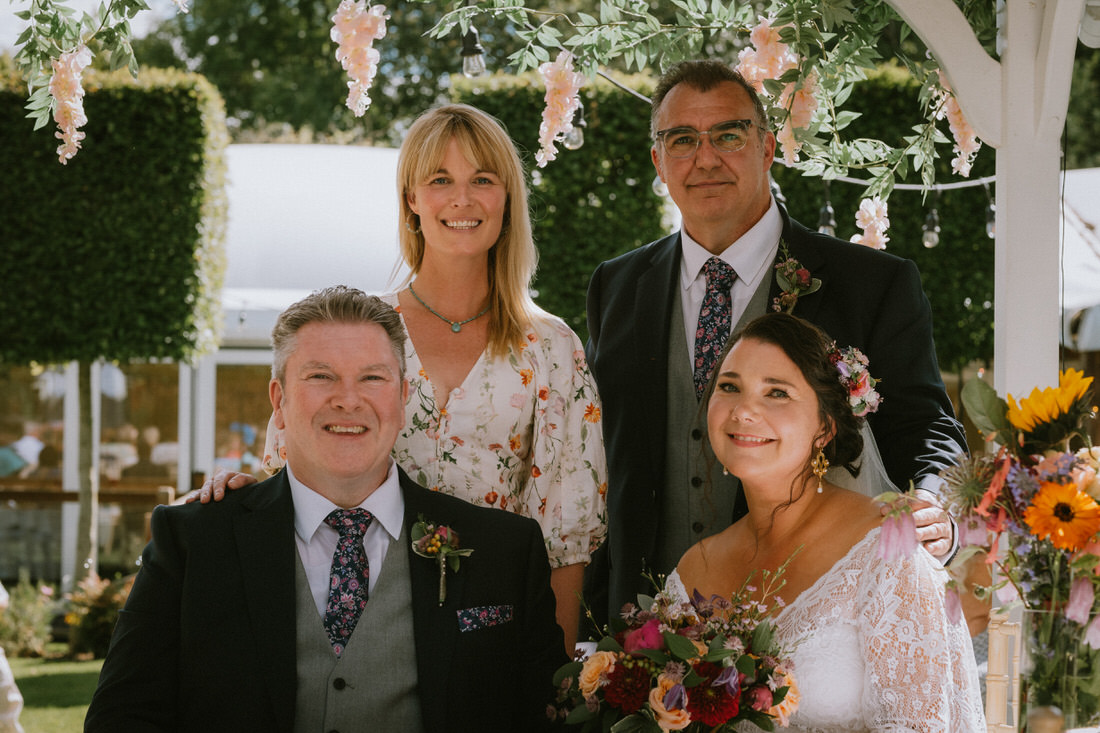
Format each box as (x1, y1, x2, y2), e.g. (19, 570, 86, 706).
(858, 549, 986, 732)
(521, 317, 608, 567)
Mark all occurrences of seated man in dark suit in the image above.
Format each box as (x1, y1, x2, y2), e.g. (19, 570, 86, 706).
(85, 286, 567, 733)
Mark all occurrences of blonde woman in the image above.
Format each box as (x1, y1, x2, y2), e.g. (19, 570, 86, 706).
(200, 105, 607, 651)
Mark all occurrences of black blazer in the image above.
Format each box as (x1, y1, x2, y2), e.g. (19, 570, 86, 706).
(85, 468, 566, 733)
(585, 205, 967, 617)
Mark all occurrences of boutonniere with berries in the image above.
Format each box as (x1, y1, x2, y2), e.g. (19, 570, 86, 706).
(771, 240, 822, 314)
(411, 516, 473, 606)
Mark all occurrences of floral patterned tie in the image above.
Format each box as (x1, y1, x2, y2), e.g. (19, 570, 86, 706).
(693, 257, 737, 398)
(323, 508, 373, 655)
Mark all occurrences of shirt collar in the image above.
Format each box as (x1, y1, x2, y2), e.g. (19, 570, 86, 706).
(288, 460, 405, 544)
(680, 198, 783, 290)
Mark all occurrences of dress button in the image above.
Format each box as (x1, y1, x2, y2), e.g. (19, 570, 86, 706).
(333, 678, 346, 690)
(690, 476, 702, 488)
(691, 428, 703, 440)
(692, 521, 704, 534)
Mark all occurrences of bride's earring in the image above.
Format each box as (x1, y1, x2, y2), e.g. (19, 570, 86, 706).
(812, 449, 829, 493)
(722, 466, 729, 476)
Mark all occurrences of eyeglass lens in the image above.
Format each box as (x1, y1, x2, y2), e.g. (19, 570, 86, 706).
(661, 120, 752, 158)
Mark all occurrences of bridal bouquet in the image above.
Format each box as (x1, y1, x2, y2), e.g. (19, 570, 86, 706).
(552, 571, 798, 731)
(940, 369, 1100, 725)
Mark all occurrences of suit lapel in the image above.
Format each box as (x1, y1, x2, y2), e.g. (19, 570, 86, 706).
(403, 475, 462, 733)
(635, 233, 681, 439)
(235, 473, 297, 733)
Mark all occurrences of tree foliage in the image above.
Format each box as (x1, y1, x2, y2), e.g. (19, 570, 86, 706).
(132, 0, 530, 142)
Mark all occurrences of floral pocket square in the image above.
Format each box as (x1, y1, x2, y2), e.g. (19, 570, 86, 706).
(456, 604, 514, 632)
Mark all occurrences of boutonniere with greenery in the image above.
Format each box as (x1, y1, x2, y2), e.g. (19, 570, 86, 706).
(771, 241, 821, 314)
(411, 515, 473, 606)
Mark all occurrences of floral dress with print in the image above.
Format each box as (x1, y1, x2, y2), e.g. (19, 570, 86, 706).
(386, 293, 607, 568)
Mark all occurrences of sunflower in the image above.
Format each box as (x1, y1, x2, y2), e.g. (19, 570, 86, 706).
(1007, 369, 1096, 453)
(1023, 480, 1100, 551)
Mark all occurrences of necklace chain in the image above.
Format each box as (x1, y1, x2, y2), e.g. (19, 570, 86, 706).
(407, 283, 490, 334)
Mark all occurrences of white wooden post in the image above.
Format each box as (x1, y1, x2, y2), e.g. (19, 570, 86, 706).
(887, 0, 1083, 396)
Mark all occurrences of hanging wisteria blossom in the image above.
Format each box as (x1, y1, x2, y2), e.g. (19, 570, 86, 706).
(331, 1, 388, 117)
(535, 50, 584, 168)
(850, 196, 890, 250)
(736, 16, 818, 164)
(935, 71, 981, 177)
(48, 45, 93, 164)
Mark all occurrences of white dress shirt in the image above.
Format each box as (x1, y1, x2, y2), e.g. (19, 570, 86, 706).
(679, 199, 783, 363)
(287, 461, 405, 617)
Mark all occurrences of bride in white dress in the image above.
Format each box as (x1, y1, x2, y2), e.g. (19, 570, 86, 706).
(667, 313, 985, 732)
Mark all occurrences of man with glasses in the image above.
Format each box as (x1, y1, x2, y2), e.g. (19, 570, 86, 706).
(583, 59, 967, 625)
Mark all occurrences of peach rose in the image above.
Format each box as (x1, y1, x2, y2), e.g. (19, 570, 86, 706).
(649, 673, 691, 731)
(578, 651, 617, 699)
(1076, 447, 1100, 502)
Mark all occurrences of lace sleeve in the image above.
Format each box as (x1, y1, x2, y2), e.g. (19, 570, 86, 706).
(858, 548, 986, 732)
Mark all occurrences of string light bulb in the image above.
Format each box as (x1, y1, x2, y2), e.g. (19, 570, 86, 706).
(922, 206, 941, 248)
(984, 183, 996, 239)
(562, 105, 586, 150)
(460, 26, 486, 78)
(817, 182, 836, 236)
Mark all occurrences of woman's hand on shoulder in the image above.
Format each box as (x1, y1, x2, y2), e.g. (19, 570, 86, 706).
(182, 469, 259, 504)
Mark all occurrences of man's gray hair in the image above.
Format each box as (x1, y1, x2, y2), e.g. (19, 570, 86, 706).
(271, 286, 407, 383)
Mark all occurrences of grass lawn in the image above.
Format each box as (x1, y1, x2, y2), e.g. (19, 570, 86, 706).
(9, 648, 102, 733)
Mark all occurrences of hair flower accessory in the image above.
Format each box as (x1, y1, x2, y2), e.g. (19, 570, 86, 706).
(828, 344, 882, 417)
(771, 241, 821, 314)
(411, 515, 473, 606)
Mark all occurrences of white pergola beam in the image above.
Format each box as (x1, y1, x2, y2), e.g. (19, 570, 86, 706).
(888, 0, 1003, 146)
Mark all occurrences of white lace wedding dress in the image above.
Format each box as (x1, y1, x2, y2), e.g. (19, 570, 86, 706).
(666, 528, 986, 732)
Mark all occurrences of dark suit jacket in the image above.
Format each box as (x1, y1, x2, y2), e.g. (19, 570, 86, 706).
(84, 468, 566, 733)
(584, 205, 967, 618)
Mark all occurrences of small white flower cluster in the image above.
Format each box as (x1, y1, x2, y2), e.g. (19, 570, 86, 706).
(330, 1, 388, 116)
(850, 196, 890, 250)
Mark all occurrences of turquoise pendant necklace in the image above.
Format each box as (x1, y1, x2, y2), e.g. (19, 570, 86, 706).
(407, 283, 490, 333)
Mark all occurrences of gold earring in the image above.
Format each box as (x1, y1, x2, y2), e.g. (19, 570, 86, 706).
(812, 449, 829, 493)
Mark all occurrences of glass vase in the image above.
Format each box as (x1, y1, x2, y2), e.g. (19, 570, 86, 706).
(1020, 609, 1100, 731)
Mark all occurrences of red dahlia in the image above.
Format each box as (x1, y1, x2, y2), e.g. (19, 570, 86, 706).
(686, 661, 740, 726)
(603, 661, 651, 714)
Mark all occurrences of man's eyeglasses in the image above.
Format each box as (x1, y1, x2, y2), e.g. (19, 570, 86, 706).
(655, 119, 755, 158)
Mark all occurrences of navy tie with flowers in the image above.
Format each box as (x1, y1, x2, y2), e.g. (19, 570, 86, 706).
(323, 508, 373, 656)
(693, 257, 737, 398)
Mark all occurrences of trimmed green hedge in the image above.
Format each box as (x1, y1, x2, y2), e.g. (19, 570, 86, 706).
(452, 73, 663, 340)
(0, 67, 228, 365)
(455, 66, 994, 371)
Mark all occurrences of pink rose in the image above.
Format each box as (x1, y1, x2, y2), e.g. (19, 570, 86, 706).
(623, 617, 663, 653)
(794, 268, 811, 288)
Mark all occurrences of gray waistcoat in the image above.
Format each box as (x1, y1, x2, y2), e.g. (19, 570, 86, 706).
(654, 273, 774, 574)
(293, 522, 424, 733)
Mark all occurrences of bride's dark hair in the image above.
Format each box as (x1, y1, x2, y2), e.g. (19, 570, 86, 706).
(702, 312, 865, 484)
